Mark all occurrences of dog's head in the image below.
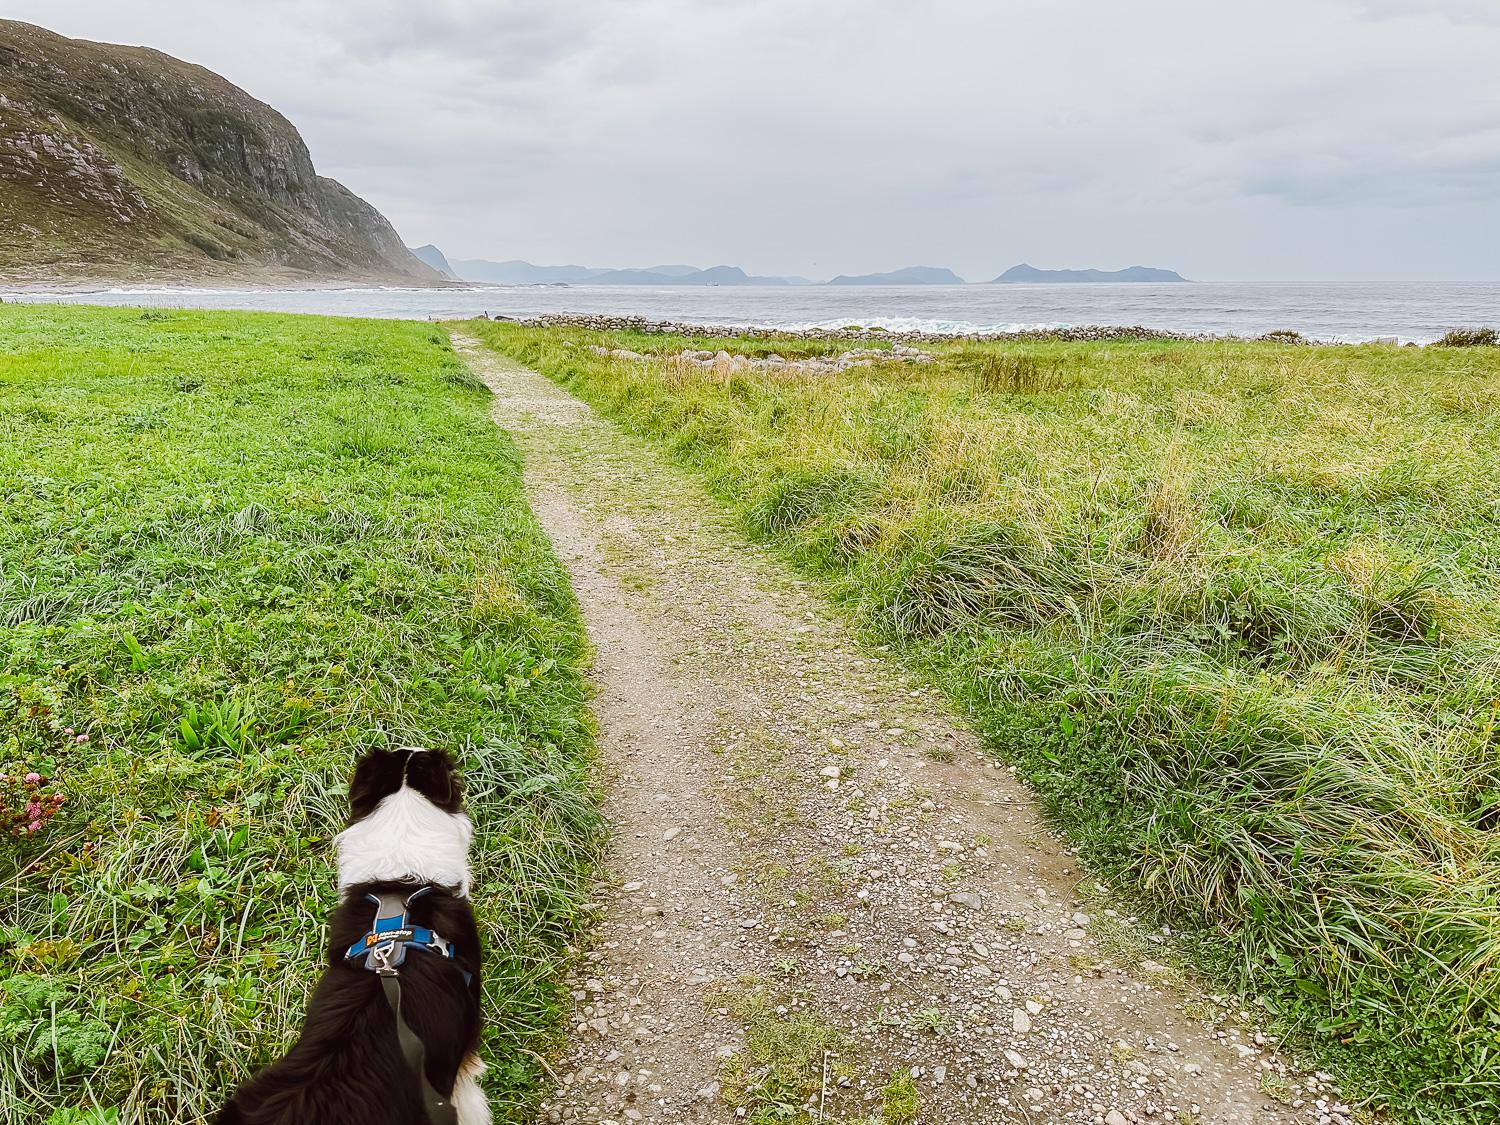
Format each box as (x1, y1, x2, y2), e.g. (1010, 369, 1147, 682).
(347, 746, 464, 822)
(337, 746, 474, 897)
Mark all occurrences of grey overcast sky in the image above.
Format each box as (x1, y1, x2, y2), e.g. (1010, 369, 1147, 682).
(13, 1, 1500, 281)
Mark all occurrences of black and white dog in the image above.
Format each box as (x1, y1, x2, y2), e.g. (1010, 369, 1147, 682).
(217, 747, 489, 1125)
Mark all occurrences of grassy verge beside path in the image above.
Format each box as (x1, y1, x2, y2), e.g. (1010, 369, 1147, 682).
(0, 307, 597, 1124)
(470, 319, 1500, 1125)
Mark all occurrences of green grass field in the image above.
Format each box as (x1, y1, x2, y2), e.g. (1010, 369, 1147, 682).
(471, 320, 1500, 1124)
(0, 307, 598, 1124)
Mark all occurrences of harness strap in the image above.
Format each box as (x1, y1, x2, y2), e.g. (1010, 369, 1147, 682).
(381, 973, 458, 1125)
(345, 887, 467, 1125)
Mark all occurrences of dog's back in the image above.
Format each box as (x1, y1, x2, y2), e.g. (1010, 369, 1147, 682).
(217, 749, 486, 1125)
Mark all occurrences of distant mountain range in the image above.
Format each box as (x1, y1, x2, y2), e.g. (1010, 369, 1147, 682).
(448, 258, 807, 286)
(991, 263, 1188, 283)
(828, 266, 965, 286)
(590, 265, 793, 286)
(450, 260, 597, 284)
(430, 253, 1190, 287)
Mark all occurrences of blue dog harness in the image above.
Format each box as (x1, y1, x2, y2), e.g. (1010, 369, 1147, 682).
(345, 886, 468, 981)
(344, 887, 468, 1125)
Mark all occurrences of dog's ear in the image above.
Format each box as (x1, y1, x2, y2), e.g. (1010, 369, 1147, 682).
(403, 747, 464, 814)
(346, 747, 407, 822)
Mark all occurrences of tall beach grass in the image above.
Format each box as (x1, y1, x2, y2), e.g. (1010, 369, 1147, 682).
(471, 319, 1500, 1123)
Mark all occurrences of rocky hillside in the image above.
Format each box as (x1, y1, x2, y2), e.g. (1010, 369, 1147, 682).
(0, 20, 440, 286)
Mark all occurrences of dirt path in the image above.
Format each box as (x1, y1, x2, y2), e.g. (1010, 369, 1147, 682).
(451, 332, 1355, 1125)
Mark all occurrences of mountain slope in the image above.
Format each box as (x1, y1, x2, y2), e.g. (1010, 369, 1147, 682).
(0, 20, 440, 286)
(410, 243, 458, 279)
(992, 263, 1188, 283)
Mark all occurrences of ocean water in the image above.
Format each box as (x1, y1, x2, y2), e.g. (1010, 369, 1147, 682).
(4, 282, 1497, 343)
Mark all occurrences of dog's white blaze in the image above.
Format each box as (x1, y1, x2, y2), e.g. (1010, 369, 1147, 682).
(335, 785, 474, 898)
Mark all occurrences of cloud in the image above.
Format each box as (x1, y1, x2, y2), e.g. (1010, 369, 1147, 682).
(329, 1, 597, 68)
(7, 0, 1500, 280)
(1356, 0, 1500, 24)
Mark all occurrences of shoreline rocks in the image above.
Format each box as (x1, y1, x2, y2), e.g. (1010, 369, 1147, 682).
(587, 342, 938, 375)
(502, 312, 1216, 345)
(491, 312, 1430, 347)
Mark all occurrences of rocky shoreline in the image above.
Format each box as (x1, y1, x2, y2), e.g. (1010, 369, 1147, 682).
(493, 312, 1333, 345)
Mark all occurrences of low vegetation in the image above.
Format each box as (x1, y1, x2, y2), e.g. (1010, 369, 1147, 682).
(1435, 327, 1499, 348)
(471, 319, 1500, 1124)
(712, 981, 849, 1123)
(711, 978, 924, 1125)
(0, 307, 598, 1123)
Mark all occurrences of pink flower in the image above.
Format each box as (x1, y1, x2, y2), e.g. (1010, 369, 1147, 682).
(64, 727, 75, 736)
(25, 801, 40, 817)
(76, 734, 89, 743)
(27, 820, 42, 834)
(24, 773, 41, 784)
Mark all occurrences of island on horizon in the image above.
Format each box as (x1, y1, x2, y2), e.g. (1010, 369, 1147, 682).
(992, 263, 1189, 284)
(434, 257, 1193, 288)
(826, 266, 967, 286)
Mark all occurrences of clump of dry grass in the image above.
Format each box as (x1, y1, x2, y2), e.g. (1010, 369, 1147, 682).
(1138, 453, 1199, 562)
(966, 351, 1073, 394)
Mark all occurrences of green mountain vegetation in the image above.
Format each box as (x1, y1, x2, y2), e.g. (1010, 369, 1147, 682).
(473, 319, 1500, 1125)
(0, 20, 440, 287)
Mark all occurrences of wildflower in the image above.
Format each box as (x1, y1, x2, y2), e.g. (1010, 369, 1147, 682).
(76, 734, 89, 743)
(25, 772, 41, 784)
(28, 820, 42, 834)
